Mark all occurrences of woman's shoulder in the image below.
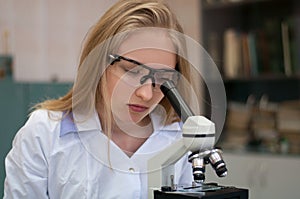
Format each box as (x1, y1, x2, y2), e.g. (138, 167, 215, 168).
(9, 110, 64, 160)
(19, 109, 63, 139)
(28, 109, 64, 125)
(29, 109, 62, 121)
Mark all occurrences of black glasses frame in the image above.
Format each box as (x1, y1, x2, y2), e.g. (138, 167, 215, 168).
(109, 54, 179, 87)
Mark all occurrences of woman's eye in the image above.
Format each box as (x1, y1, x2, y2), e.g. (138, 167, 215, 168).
(157, 73, 171, 80)
(120, 64, 133, 72)
(156, 72, 179, 84)
(120, 64, 141, 74)
(128, 68, 140, 74)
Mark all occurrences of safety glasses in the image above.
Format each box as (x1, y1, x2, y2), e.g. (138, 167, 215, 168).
(108, 54, 180, 92)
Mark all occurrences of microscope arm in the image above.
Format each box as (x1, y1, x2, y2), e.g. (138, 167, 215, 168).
(148, 139, 188, 199)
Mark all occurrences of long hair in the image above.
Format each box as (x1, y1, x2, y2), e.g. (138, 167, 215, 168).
(35, 0, 192, 137)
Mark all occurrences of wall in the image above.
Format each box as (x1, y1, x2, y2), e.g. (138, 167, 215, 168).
(166, 0, 202, 43)
(0, 0, 117, 82)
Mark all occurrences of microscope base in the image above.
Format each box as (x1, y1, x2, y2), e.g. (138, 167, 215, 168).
(154, 186, 248, 199)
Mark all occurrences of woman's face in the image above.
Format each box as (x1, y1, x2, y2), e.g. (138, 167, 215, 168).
(106, 30, 177, 127)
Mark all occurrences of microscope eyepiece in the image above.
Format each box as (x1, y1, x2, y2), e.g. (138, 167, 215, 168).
(160, 80, 194, 122)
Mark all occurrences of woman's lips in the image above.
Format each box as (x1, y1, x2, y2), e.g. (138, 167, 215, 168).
(128, 104, 149, 112)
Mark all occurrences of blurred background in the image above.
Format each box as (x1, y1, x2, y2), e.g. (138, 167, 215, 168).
(1, 0, 300, 198)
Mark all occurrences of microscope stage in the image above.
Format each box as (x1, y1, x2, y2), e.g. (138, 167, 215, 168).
(154, 184, 248, 199)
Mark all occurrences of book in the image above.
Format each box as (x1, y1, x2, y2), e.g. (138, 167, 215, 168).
(277, 100, 300, 133)
(247, 32, 258, 76)
(241, 33, 251, 77)
(281, 21, 292, 76)
(223, 28, 242, 78)
(263, 18, 284, 74)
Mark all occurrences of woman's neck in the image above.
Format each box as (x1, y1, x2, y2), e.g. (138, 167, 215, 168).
(111, 117, 153, 157)
(96, 103, 153, 157)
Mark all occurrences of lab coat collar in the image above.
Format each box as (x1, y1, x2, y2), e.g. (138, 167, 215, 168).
(60, 109, 102, 137)
(60, 106, 181, 137)
(60, 112, 77, 137)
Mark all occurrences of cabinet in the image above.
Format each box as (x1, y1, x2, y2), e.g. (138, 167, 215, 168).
(200, 0, 300, 101)
(205, 152, 300, 199)
(200, 0, 300, 151)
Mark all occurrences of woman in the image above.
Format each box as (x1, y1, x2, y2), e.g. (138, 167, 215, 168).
(4, 0, 197, 198)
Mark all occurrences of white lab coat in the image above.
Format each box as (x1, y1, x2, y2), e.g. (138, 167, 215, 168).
(4, 108, 193, 199)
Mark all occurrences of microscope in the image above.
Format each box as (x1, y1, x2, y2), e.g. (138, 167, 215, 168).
(148, 81, 248, 199)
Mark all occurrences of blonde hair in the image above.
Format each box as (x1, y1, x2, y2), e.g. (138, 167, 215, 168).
(35, 0, 192, 136)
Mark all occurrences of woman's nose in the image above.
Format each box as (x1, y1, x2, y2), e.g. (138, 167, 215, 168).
(135, 80, 154, 101)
